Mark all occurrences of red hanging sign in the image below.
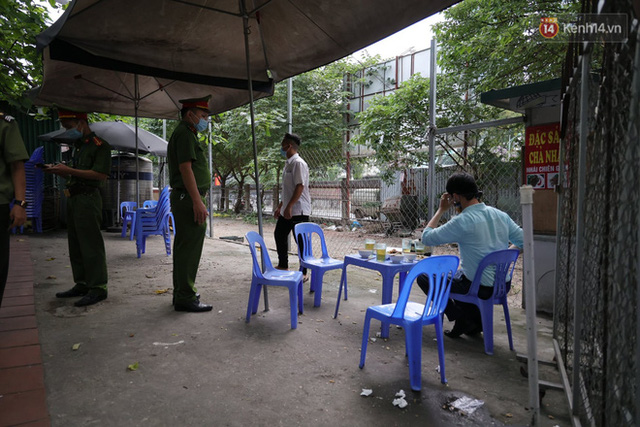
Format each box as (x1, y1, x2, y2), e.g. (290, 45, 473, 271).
(524, 123, 560, 190)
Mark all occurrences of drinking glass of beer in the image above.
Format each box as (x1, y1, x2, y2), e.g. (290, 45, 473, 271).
(365, 239, 375, 251)
(402, 238, 412, 253)
(415, 242, 426, 255)
(374, 243, 387, 262)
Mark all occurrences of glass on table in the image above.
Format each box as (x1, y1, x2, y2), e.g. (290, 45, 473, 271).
(365, 238, 376, 251)
(402, 238, 412, 253)
(374, 243, 387, 262)
(415, 241, 426, 255)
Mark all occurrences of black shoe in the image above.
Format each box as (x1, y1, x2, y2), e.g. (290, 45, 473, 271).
(444, 319, 469, 338)
(56, 288, 88, 298)
(174, 300, 212, 312)
(74, 293, 107, 307)
(172, 293, 199, 306)
(464, 324, 483, 336)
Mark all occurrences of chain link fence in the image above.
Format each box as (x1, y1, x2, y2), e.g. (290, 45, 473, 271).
(554, 1, 638, 425)
(212, 124, 524, 266)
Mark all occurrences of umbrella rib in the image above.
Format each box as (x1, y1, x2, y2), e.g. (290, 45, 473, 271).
(168, 0, 242, 17)
(247, 0, 276, 16)
(284, 0, 350, 58)
(115, 72, 136, 100)
(250, 0, 273, 74)
(151, 77, 182, 112)
(76, 74, 135, 102)
(138, 79, 178, 102)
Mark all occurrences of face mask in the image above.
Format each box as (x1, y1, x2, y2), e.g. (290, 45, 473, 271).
(64, 128, 83, 140)
(195, 118, 208, 132)
(280, 146, 289, 158)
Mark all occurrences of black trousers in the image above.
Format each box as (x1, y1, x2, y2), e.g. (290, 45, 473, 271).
(1, 205, 10, 308)
(274, 214, 309, 273)
(417, 273, 506, 327)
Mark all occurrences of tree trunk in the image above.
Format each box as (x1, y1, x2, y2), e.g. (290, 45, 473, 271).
(234, 177, 245, 214)
(219, 178, 227, 212)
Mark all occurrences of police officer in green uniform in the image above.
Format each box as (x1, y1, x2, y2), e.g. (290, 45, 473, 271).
(45, 109, 112, 307)
(0, 111, 29, 308)
(167, 96, 213, 312)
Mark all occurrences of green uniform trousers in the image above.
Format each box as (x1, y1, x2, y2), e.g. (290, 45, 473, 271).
(67, 191, 108, 295)
(171, 190, 206, 304)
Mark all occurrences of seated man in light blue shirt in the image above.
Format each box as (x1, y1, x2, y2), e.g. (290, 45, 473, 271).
(418, 172, 523, 338)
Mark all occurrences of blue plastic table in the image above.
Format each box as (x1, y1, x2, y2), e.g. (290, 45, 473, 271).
(334, 254, 418, 338)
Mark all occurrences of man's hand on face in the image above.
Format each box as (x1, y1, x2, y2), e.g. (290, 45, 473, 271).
(439, 192, 455, 212)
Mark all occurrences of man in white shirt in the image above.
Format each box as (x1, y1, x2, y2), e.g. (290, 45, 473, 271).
(273, 133, 311, 277)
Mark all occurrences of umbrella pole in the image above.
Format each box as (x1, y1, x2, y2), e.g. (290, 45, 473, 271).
(242, 5, 268, 311)
(208, 121, 213, 238)
(134, 74, 140, 206)
(117, 151, 121, 222)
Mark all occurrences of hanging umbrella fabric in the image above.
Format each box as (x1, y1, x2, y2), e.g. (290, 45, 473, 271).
(28, 52, 273, 119)
(31, 0, 458, 116)
(38, 121, 168, 156)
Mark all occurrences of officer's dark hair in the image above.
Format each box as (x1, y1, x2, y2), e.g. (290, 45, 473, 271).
(181, 108, 196, 118)
(446, 172, 483, 201)
(283, 133, 301, 146)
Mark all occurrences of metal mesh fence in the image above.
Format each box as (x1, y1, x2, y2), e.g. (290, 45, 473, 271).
(554, 1, 638, 424)
(213, 123, 524, 263)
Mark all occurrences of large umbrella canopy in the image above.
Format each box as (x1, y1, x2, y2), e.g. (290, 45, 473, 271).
(37, 121, 168, 156)
(30, 52, 273, 119)
(31, 0, 459, 116)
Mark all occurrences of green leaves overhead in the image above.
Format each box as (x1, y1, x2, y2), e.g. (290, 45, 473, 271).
(351, 0, 579, 182)
(434, 0, 579, 96)
(0, 0, 65, 110)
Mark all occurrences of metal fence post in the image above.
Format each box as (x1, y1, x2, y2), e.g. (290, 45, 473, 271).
(629, 28, 640, 427)
(571, 48, 591, 415)
(520, 184, 540, 424)
(428, 38, 437, 220)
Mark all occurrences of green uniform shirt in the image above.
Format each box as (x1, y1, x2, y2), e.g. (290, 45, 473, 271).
(167, 121, 210, 190)
(0, 114, 29, 204)
(67, 132, 112, 188)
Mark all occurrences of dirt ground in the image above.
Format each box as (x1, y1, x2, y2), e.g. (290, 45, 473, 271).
(28, 217, 570, 426)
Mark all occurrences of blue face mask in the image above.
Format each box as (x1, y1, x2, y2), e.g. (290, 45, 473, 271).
(195, 118, 208, 132)
(280, 144, 290, 158)
(64, 128, 83, 140)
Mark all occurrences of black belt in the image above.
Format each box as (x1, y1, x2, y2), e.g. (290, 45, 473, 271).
(175, 188, 208, 196)
(65, 185, 98, 197)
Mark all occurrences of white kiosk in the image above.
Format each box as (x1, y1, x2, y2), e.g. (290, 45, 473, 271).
(481, 78, 561, 314)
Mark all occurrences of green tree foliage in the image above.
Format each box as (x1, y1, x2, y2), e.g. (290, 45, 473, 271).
(434, 0, 579, 97)
(353, 0, 579, 182)
(209, 57, 379, 211)
(0, 0, 63, 109)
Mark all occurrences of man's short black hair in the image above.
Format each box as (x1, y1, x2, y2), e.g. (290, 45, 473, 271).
(283, 133, 301, 146)
(446, 172, 483, 200)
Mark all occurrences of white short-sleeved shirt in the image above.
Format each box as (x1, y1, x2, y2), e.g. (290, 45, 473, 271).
(280, 153, 311, 216)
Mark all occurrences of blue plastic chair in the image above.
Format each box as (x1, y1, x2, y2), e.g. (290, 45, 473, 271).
(13, 147, 45, 234)
(133, 186, 171, 257)
(143, 200, 158, 209)
(359, 255, 460, 391)
(449, 249, 520, 355)
(120, 201, 138, 237)
(294, 222, 344, 307)
(245, 231, 304, 329)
